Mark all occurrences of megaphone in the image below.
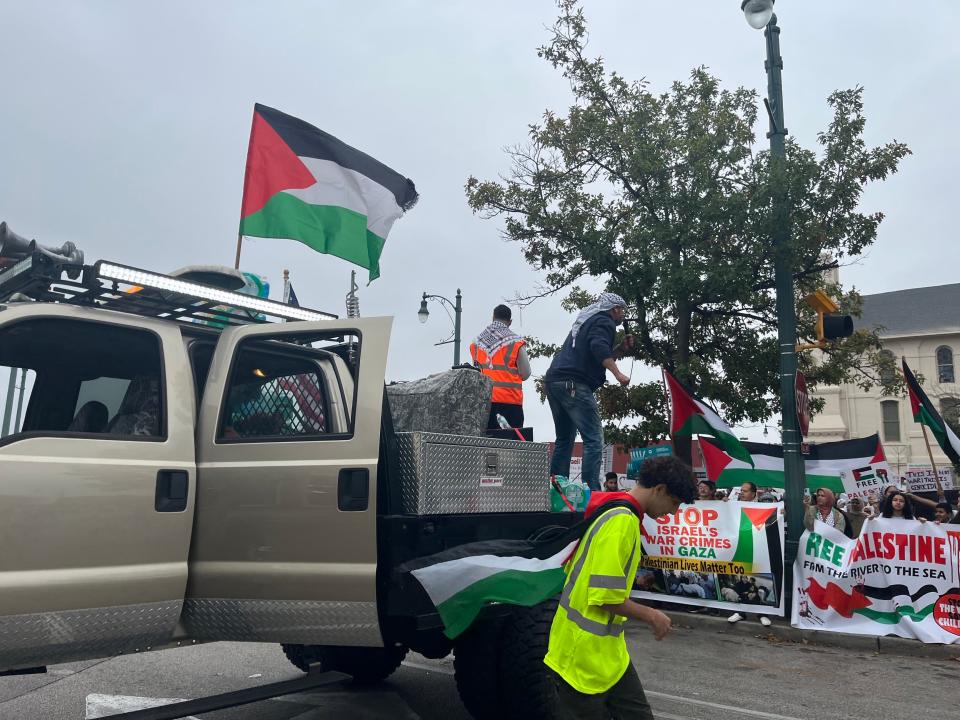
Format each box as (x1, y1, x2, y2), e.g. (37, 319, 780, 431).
(0, 222, 36, 259)
(0, 222, 84, 278)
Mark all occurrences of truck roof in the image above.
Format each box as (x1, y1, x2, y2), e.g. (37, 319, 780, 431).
(0, 250, 338, 331)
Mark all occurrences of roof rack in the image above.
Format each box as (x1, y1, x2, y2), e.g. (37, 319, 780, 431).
(0, 253, 337, 327)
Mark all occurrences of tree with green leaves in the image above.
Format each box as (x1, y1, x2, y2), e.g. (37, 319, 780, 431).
(465, 0, 910, 449)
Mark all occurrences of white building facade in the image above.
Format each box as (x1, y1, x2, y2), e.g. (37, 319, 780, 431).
(808, 283, 960, 478)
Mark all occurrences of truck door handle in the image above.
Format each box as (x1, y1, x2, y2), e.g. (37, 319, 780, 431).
(338, 468, 369, 511)
(155, 470, 189, 512)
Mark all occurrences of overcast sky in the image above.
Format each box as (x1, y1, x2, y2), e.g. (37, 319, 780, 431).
(2, 1, 958, 442)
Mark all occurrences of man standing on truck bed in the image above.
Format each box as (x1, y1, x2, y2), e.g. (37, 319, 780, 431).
(545, 455, 697, 719)
(545, 292, 634, 490)
(470, 304, 531, 430)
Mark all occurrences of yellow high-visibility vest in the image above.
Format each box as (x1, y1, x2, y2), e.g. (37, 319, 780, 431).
(543, 506, 641, 694)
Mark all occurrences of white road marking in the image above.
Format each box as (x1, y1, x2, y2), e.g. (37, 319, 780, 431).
(85, 693, 201, 719)
(645, 690, 807, 720)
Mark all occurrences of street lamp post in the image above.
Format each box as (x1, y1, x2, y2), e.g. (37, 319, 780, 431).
(742, 0, 807, 569)
(418, 289, 463, 366)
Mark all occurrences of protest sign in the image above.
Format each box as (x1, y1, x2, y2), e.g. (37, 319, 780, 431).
(793, 518, 960, 643)
(903, 466, 955, 493)
(839, 463, 895, 501)
(631, 500, 785, 616)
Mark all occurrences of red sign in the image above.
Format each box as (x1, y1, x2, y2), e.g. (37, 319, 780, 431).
(796, 371, 810, 437)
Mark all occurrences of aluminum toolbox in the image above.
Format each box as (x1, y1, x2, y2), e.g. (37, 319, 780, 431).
(395, 432, 550, 514)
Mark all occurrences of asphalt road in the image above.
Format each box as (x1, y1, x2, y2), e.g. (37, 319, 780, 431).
(2, 618, 958, 719)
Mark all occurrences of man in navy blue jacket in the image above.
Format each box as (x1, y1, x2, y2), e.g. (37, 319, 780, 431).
(545, 292, 634, 491)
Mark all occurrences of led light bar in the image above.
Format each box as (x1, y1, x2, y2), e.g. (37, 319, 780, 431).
(0, 255, 36, 296)
(96, 262, 333, 322)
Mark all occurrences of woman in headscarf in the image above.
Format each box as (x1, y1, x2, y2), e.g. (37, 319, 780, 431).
(803, 487, 850, 537)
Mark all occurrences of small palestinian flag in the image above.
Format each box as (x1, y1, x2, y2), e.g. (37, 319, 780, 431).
(663, 369, 753, 465)
(701, 434, 889, 493)
(903, 358, 960, 466)
(240, 104, 418, 282)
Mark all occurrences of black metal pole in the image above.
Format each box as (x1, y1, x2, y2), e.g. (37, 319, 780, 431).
(454, 289, 462, 366)
(764, 15, 806, 579)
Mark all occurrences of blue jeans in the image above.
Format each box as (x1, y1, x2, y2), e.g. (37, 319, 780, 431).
(546, 380, 604, 491)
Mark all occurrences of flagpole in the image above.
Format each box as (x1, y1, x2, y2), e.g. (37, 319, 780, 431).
(234, 233, 243, 270)
(920, 423, 944, 497)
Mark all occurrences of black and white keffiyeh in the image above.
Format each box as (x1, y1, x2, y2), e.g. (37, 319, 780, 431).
(474, 320, 522, 366)
(570, 292, 627, 347)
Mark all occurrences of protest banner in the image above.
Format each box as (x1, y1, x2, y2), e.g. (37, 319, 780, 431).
(631, 500, 785, 616)
(903, 466, 955, 493)
(793, 518, 960, 643)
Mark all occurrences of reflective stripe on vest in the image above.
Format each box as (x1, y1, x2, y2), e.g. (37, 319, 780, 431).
(469, 341, 524, 405)
(557, 507, 637, 637)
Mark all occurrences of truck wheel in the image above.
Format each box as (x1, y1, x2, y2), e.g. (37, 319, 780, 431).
(497, 598, 560, 720)
(281, 643, 408, 684)
(453, 617, 506, 719)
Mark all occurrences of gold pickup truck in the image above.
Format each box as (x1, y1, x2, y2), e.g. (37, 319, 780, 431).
(0, 223, 577, 719)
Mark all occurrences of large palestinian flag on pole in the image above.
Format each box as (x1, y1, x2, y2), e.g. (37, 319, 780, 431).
(701, 434, 888, 495)
(663, 369, 753, 465)
(240, 104, 418, 282)
(903, 358, 960, 466)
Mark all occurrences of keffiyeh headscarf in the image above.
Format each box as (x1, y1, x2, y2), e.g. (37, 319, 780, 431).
(570, 292, 627, 347)
(474, 320, 523, 366)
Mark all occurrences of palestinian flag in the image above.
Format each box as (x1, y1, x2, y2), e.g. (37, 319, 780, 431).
(701, 434, 888, 494)
(402, 499, 641, 639)
(663, 369, 753, 465)
(240, 104, 418, 282)
(903, 358, 960, 466)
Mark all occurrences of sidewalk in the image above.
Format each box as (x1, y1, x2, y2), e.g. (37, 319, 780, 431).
(662, 608, 960, 660)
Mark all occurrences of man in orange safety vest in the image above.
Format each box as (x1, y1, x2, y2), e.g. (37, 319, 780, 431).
(470, 304, 531, 430)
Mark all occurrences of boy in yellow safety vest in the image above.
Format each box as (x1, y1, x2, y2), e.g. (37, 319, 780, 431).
(544, 455, 697, 719)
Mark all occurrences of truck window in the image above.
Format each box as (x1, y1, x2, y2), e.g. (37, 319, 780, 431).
(217, 332, 359, 442)
(0, 318, 165, 442)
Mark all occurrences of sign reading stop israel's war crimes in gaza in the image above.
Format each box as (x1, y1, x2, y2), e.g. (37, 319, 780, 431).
(793, 519, 960, 643)
(631, 501, 785, 616)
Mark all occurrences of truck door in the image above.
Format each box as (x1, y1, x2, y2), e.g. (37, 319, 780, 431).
(0, 306, 197, 671)
(185, 316, 391, 646)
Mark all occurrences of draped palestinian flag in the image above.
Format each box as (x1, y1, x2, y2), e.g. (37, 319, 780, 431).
(403, 500, 641, 639)
(701, 434, 888, 494)
(903, 358, 960, 466)
(239, 104, 418, 282)
(663, 369, 753, 465)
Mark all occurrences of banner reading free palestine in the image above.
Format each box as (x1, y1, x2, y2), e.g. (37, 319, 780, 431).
(631, 501, 785, 617)
(793, 519, 960, 643)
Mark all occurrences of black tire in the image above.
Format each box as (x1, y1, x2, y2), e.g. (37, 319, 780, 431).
(453, 617, 507, 720)
(498, 598, 560, 720)
(281, 643, 408, 684)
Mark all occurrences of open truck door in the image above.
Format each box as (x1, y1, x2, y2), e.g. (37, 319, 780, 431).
(0, 305, 197, 671)
(184, 316, 391, 646)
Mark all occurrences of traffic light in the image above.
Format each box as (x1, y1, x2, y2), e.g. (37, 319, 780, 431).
(798, 290, 854, 351)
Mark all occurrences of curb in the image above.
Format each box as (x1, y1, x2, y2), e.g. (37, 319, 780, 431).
(656, 609, 960, 660)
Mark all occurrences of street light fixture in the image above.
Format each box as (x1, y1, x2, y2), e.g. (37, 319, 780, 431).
(741, 0, 808, 581)
(742, 0, 774, 30)
(417, 289, 463, 366)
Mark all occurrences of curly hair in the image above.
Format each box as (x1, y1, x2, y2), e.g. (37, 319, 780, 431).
(880, 492, 915, 519)
(636, 455, 697, 505)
